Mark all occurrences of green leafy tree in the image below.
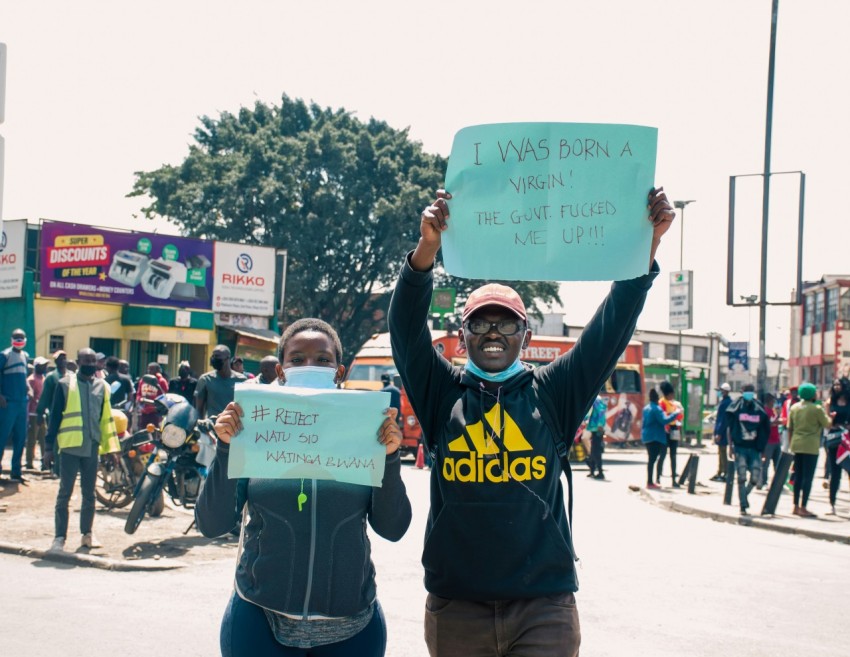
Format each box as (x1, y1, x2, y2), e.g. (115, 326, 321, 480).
(130, 95, 560, 364)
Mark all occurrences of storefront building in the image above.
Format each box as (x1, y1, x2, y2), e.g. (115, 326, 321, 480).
(0, 219, 278, 380)
(788, 275, 850, 394)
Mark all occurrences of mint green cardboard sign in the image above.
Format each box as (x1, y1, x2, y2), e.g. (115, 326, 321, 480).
(443, 123, 658, 281)
(229, 384, 390, 487)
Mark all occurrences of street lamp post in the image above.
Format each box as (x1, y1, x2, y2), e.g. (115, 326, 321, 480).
(673, 200, 695, 402)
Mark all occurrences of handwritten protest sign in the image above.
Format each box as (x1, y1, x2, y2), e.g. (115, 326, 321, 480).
(442, 123, 658, 281)
(229, 384, 390, 487)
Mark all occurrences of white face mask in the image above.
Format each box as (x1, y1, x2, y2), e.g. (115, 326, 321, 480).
(283, 366, 337, 389)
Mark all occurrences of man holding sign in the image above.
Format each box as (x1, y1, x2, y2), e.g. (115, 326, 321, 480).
(389, 185, 674, 656)
(196, 319, 411, 656)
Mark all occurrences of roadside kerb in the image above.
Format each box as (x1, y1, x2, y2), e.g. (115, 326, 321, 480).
(0, 539, 188, 570)
(638, 487, 850, 545)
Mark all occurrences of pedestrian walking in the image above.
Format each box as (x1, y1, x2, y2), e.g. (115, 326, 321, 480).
(642, 388, 680, 490)
(658, 380, 684, 487)
(388, 187, 675, 657)
(760, 393, 781, 488)
(0, 329, 30, 482)
(788, 382, 831, 518)
(43, 348, 121, 551)
(35, 350, 68, 474)
(726, 383, 770, 515)
(196, 318, 411, 656)
(25, 357, 49, 470)
(585, 392, 608, 480)
(711, 383, 732, 481)
(778, 386, 799, 453)
(104, 356, 134, 407)
(195, 345, 246, 419)
(825, 380, 850, 515)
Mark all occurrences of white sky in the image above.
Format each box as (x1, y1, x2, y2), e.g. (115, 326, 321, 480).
(2, 0, 848, 358)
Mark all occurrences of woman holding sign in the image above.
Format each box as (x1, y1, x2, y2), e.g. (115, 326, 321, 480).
(196, 318, 412, 657)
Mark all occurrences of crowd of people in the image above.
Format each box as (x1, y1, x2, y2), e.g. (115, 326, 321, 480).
(0, 330, 258, 480)
(640, 375, 850, 518)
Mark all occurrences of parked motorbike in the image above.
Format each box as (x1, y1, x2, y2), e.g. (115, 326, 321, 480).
(124, 393, 216, 534)
(95, 408, 160, 511)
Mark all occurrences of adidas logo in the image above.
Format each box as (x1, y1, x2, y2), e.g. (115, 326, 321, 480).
(442, 403, 547, 483)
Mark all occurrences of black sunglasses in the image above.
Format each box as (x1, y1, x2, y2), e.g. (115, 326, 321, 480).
(465, 319, 525, 336)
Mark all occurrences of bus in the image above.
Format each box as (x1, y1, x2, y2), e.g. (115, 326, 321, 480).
(343, 332, 448, 458)
(432, 333, 645, 445)
(345, 331, 645, 452)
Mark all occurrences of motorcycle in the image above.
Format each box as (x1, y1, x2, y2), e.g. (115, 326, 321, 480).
(124, 393, 216, 534)
(95, 407, 160, 512)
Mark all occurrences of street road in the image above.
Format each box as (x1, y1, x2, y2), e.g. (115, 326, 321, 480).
(2, 454, 844, 656)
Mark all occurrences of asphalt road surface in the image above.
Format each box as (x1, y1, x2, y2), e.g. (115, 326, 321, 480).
(2, 454, 843, 656)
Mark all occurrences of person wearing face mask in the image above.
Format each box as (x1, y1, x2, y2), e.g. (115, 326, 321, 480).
(0, 329, 31, 482)
(389, 188, 675, 657)
(196, 318, 411, 656)
(43, 348, 121, 551)
(195, 345, 247, 420)
(25, 357, 50, 470)
(725, 383, 770, 515)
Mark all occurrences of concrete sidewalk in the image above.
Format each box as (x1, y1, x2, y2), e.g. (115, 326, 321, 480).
(608, 447, 850, 545)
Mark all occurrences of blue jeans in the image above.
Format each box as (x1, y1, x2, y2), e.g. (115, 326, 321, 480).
(220, 593, 386, 657)
(735, 446, 761, 510)
(0, 400, 29, 477)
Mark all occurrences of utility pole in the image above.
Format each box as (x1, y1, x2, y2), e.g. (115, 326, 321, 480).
(757, 0, 780, 397)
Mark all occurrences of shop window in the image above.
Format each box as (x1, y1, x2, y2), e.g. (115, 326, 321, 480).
(693, 346, 708, 363)
(48, 335, 64, 354)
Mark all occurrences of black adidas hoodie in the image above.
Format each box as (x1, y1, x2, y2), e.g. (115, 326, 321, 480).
(389, 253, 658, 600)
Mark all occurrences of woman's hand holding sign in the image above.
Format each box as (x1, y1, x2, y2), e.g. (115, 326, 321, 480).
(379, 407, 403, 455)
(214, 400, 401, 455)
(213, 401, 244, 444)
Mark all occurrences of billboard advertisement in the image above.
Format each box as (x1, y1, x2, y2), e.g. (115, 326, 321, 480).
(39, 221, 214, 310)
(727, 341, 750, 381)
(0, 218, 25, 299)
(212, 242, 276, 316)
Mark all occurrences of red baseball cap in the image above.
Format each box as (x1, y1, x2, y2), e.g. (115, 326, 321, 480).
(462, 284, 527, 322)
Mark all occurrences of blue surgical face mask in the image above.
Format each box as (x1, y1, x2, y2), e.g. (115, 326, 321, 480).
(283, 366, 337, 389)
(464, 357, 525, 383)
(742, 391, 755, 402)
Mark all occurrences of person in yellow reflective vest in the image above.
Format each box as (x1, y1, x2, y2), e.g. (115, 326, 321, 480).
(43, 348, 120, 552)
